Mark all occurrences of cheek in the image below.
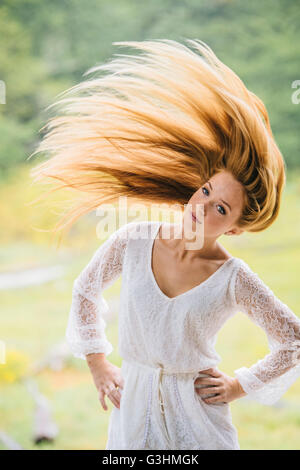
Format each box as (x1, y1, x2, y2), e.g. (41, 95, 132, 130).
(204, 211, 224, 229)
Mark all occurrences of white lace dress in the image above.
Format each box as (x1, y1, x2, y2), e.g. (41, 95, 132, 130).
(66, 220, 300, 450)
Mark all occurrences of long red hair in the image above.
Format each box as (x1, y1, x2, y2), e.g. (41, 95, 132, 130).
(28, 38, 286, 242)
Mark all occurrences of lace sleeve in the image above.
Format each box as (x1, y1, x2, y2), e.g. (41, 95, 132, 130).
(233, 263, 300, 405)
(66, 222, 136, 360)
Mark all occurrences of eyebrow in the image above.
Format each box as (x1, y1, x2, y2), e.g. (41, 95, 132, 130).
(207, 181, 232, 211)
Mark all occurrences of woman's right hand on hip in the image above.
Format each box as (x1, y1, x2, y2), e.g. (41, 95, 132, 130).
(86, 353, 124, 410)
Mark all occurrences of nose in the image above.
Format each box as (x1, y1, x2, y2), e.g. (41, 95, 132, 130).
(195, 202, 205, 218)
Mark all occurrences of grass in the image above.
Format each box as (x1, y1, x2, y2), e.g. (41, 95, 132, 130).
(0, 171, 300, 449)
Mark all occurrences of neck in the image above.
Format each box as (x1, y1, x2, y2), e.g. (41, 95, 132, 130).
(168, 222, 221, 262)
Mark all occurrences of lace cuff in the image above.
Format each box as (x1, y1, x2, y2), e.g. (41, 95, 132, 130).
(234, 361, 300, 406)
(66, 286, 113, 359)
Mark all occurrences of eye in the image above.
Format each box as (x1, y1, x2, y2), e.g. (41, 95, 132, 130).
(202, 186, 226, 215)
(217, 205, 226, 215)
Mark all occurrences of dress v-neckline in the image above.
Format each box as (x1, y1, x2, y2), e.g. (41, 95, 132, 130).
(148, 221, 238, 302)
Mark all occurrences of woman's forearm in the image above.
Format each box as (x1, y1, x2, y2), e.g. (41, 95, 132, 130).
(86, 352, 108, 368)
(233, 377, 247, 398)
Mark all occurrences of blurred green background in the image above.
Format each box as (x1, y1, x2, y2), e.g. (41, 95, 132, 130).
(0, 0, 300, 450)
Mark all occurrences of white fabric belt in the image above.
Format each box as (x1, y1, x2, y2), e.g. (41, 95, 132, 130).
(122, 359, 201, 448)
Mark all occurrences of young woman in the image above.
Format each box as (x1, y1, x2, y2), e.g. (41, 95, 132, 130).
(29, 39, 300, 450)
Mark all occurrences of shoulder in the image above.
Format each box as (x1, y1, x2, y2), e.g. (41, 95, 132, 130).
(233, 258, 260, 287)
(110, 219, 159, 242)
(234, 258, 264, 281)
(233, 258, 275, 305)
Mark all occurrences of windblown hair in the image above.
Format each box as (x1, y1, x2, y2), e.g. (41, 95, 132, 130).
(28, 38, 286, 241)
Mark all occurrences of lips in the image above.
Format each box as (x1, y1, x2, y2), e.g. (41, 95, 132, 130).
(191, 212, 200, 223)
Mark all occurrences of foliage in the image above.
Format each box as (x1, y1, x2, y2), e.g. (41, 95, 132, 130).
(0, 349, 30, 384)
(0, 0, 299, 180)
(0, 0, 300, 450)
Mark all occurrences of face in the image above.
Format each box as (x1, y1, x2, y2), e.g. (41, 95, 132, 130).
(184, 170, 245, 239)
